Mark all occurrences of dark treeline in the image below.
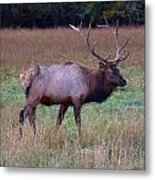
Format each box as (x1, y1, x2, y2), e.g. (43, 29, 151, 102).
(0, 1, 145, 29)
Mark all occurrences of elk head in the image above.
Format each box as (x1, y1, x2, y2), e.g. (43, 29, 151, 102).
(69, 15, 129, 88)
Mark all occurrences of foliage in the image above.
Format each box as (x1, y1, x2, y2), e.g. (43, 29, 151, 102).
(0, 1, 145, 28)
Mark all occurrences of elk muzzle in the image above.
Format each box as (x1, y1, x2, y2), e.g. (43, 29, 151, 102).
(118, 78, 127, 87)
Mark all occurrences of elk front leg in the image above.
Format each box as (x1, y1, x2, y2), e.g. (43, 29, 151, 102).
(56, 104, 69, 130)
(73, 102, 82, 138)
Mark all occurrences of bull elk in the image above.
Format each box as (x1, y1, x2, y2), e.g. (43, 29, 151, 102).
(19, 16, 129, 139)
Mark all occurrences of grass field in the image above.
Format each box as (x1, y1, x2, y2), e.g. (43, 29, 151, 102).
(0, 27, 144, 169)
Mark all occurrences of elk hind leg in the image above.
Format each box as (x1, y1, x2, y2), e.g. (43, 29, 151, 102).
(19, 106, 28, 139)
(28, 107, 36, 135)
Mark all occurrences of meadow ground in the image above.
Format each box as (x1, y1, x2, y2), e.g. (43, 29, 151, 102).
(0, 27, 144, 169)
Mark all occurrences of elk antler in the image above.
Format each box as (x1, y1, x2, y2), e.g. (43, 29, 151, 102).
(100, 14, 129, 64)
(69, 22, 110, 64)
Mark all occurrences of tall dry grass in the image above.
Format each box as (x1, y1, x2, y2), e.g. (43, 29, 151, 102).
(0, 27, 144, 78)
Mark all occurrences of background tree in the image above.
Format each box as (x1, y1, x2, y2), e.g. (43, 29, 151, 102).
(0, 1, 145, 29)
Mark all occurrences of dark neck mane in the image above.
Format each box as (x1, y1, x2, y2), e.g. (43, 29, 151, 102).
(85, 69, 116, 103)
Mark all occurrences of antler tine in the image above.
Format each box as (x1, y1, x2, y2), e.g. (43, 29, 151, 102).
(117, 51, 129, 63)
(103, 13, 115, 34)
(79, 21, 83, 29)
(104, 16, 121, 61)
(114, 37, 129, 64)
(114, 19, 121, 61)
(87, 23, 110, 63)
(120, 37, 129, 53)
(103, 14, 120, 61)
(103, 13, 129, 63)
(85, 23, 92, 49)
(69, 22, 110, 63)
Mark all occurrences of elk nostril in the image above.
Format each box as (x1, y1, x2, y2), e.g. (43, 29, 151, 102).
(122, 79, 127, 86)
(123, 79, 127, 85)
(119, 79, 126, 87)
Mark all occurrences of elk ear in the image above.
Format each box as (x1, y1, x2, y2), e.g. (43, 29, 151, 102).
(99, 62, 105, 70)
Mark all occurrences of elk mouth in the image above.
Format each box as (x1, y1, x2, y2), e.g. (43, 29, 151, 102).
(118, 79, 127, 87)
